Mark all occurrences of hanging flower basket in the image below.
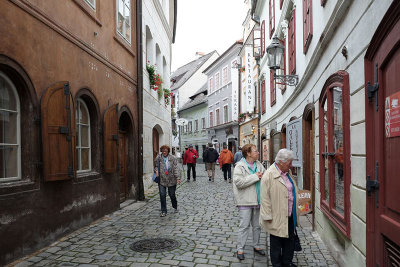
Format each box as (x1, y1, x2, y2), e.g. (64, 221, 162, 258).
(146, 62, 156, 86)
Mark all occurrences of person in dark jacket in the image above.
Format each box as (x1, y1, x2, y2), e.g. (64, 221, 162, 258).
(154, 145, 181, 217)
(234, 147, 243, 166)
(183, 144, 199, 181)
(203, 143, 219, 182)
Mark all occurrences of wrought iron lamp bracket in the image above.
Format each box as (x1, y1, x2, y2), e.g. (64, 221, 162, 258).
(273, 72, 299, 86)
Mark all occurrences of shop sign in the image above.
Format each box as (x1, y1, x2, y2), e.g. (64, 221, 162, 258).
(232, 58, 239, 121)
(286, 118, 302, 167)
(297, 190, 312, 215)
(385, 91, 400, 138)
(245, 47, 255, 113)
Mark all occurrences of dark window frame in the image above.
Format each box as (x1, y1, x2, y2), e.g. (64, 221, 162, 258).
(303, 0, 313, 53)
(318, 70, 351, 238)
(269, 0, 276, 38)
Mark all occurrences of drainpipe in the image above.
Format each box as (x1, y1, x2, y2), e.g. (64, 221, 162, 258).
(137, 0, 144, 200)
(257, 62, 261, 160)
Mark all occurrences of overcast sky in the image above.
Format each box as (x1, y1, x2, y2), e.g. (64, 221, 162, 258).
(171, 0, 249, 72)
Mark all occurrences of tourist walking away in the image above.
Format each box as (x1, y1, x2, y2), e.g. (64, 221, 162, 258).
(183, 144, 198, 181)
(232, 144, 266, 260)
(234, 147, 243, 166)
(154, 145, 181, 217)
(260, 148, 300, 267)
(220, 144, 234, 182)
(203, 143, 219, 182)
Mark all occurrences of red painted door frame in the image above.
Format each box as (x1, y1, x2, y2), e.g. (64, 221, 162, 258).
(365, 2, 400, 266)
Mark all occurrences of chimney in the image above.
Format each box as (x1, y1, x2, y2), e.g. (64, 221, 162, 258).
(195, 52, 205, 59)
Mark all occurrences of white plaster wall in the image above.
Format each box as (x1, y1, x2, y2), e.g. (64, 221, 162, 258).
(255, 0, 392, 265)
(142, 0, 174, 189)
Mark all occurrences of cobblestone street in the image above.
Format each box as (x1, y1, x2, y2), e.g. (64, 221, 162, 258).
(10, 164, 338, 267)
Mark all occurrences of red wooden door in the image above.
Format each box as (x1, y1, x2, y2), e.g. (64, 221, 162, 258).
(365, 4, 400, 265)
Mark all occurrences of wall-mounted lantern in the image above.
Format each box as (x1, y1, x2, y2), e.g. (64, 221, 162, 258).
(266, 35, 299, 86)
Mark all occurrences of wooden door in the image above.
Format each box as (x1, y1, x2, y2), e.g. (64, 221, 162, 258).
(152, 128, 159, 163)
(365, 4, 400, 265)
(119, 132, 128, 202)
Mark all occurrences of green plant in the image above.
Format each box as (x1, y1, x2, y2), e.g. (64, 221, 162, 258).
(163, 88, 173, 105)
(146, 61, 156, 86)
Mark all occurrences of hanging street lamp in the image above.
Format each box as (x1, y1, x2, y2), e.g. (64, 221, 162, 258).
(266, 35, 299, 86)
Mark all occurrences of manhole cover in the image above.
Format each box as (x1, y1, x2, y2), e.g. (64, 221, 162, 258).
(129, 238, 180, 253)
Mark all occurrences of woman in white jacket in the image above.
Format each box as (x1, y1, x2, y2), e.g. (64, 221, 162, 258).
(232, 144, 266, 260)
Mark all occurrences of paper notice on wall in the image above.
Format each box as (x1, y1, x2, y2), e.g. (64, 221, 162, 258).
(385, 91, 400, 138)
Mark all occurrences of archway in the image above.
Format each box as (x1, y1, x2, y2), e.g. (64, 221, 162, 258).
(118, 107, 136, 202)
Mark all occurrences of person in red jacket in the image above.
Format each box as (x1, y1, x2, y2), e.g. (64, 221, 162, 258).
(220, 144, 234, 182)
(183, 144, 199, 182)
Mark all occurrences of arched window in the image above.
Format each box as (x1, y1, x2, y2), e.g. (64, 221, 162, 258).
(76, 99, 91, 172)
(0, 72, 21, 181)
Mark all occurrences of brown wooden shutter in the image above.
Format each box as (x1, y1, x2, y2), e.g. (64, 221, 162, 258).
(261, 20, 265, 57)
(41, 81, 76, 181)
(261, 80, 266, 114)
(103, 104, 119, 173)
(303, 0, 313, 53)
(288, 10, 296, 74)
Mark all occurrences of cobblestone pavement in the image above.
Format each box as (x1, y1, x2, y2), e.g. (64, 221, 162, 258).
(10, 164, 338, 267)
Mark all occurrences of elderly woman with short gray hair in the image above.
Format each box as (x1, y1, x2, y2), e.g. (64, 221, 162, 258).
(260, 148, 300, 267)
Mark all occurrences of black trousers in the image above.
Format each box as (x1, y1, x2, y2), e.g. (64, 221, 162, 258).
(222, 164, 231, 180)
(187, 163, 196, 180)
(270, 215, 295, 267)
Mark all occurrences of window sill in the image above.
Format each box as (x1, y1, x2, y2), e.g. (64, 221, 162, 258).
(75, 170, 102, 183)
(114, 35, 136, 58)
(0, 178, 38, 196)
(72, 0, 102, 27)
(320, 201, 350, 239)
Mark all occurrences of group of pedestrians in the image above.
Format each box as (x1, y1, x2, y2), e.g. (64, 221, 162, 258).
(153, 143, 300, 267)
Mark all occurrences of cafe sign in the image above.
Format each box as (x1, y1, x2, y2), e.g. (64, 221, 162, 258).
(297, 190, 312, 215)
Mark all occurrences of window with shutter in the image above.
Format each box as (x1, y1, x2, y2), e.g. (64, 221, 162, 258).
(41, 81, 76, 181)
(303, 0, 313, 53)
(321, 0, 327, 6)
(261, 80, 266, 114)
(103, 103, 118, 173)
(288, 10, 296, 74)
(269, 0, 275, 38)
(280, 0, 283, 9)
(270, 71, 276, 106)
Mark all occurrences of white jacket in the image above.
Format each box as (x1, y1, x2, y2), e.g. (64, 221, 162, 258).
(232, 160, 265, 206)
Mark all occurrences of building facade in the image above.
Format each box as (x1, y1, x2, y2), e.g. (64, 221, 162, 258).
(0, 0, 142, 265)
(142, 0, 177, 190)
(204, 41, 242, 153)
(177, 85, 209, 161)
(238, 5, 260, 151)
(253, 0, 398, 266)
(170, 51, 219, 154)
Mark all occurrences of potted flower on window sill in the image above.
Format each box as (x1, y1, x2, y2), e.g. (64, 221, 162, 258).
(238, 113, 246, 122)
(163, 89, 173, 106)
(146, 61, 156, 87)
(240, 66, 245, 73)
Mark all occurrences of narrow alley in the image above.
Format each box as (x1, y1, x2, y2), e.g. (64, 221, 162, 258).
(10, 164, 337, 267)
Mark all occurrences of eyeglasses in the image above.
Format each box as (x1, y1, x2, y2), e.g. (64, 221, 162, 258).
(251, 150, 259, 153)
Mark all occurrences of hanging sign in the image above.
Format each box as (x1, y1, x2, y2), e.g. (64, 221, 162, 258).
(231, 59, 239, 121)
(297, 190, 312, 215)
(385, 91, 400, 138)
(286, 118, 302, 167)
(245, 47, 255, 113)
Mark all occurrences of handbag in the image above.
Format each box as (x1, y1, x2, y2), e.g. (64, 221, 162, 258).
(152, 157, 160, 183)
(294, 228, 302, 252)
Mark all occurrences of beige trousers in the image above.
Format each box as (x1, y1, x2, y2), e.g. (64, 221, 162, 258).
(206, 162, 216, 180)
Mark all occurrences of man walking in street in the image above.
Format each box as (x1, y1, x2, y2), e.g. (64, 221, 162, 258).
(203, 143, 219, 182)
(220, 144, 234, 182)
(234, 147, 243, 167)
(183, 145, 198, 182)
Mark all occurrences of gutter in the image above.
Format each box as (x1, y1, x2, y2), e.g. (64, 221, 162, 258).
(137, 0, 144, 200)
(172, 0, 177, 43)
